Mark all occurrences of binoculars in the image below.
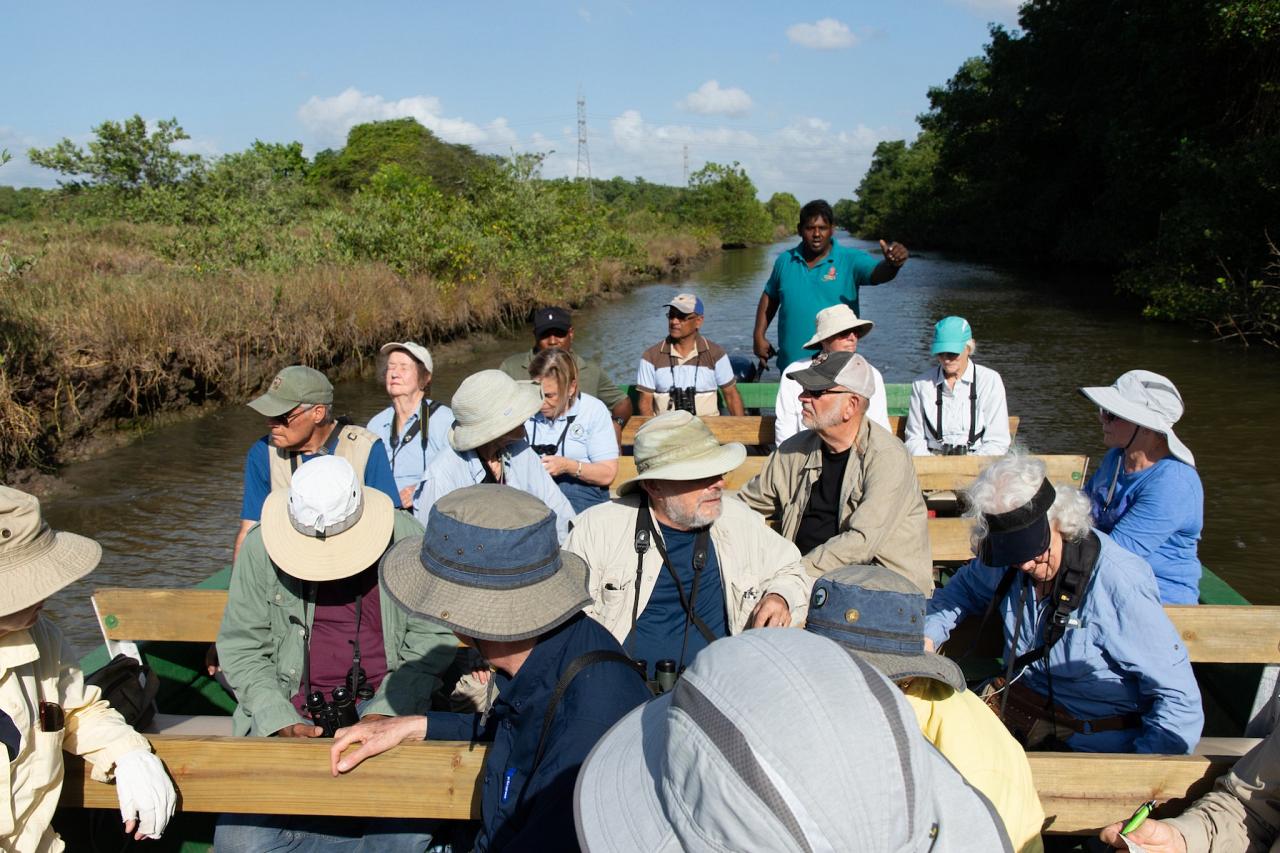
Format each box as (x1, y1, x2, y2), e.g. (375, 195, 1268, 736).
(667, 387, 698, 414)
(305, 686, 359, 737)
(938, 443, 970, 456)
(635, 658, 682, 696)
(530, 443, 559, 457)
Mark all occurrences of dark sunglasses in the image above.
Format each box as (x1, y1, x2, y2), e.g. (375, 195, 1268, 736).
(267, 405, 313, 427)
(667, 310, 695, 321)
(1099, 408, 1119, 423)
(800, 388, 852, 399)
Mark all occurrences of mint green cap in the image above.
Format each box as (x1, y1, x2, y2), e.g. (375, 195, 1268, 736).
(930, 316, 973, 355)
(248, 365, 334, 417)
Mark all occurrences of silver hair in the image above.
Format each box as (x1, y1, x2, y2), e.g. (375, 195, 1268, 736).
(966, 339, 977, 355)
(963, 452, 1093, 553)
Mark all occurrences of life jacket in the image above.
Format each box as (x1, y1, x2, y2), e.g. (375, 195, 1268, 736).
(267, 419, 379, 492)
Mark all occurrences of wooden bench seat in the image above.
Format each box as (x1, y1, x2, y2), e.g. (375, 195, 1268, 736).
(59, 734, 1239, 835)
(620, 414, 1022, 448)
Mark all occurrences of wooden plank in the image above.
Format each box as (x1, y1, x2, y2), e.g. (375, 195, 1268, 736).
(61, 735, 1234, 835)
(1166, 605, 1280, 664)
(913, 453, 1088, 491)
(620, 414, 1022, 448)
(94, 588, 228, 643)
(62, 736, 487, 819)
(928, 517, 974, 562)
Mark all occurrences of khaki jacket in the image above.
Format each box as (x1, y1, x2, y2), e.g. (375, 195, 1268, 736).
(735, 418, 933, 595)
(267, 422, 379, 493)
(1, 617, 151, 853)
(1165, 723, 1280, 852)
(564, 494, 812, 641)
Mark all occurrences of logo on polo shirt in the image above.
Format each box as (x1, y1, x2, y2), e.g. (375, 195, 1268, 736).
(824, 266, 837, 281)
(569, 423, 586, 440)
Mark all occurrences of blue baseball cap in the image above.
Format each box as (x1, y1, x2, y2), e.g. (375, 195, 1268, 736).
(930, 316, 973, 355)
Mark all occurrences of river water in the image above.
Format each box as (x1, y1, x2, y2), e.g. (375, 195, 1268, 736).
(41, 234, 1280, 650)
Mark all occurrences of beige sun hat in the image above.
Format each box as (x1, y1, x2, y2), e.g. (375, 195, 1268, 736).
(380, 341, 433, 373)
(803, 304, 874, 350)
(448, 369, 543, 452)
(380, 484, 590, 642)
(0, 486, 102, 617)
(615, 411, 746, 495)
(260, 456, 395, 582)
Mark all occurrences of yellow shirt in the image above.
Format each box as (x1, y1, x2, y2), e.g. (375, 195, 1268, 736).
(1, 616, 150, 853)
(904, 678, 1046, 853)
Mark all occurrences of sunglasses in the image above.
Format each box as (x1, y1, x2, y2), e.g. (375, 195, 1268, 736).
(800, 388, 853, 399)
(267, 405, 314, 427)
(667, 310, 697, 321)
(1099, 408, 1119, 423)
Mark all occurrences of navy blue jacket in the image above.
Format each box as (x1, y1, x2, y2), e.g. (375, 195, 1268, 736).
(425, 613, 649, 852)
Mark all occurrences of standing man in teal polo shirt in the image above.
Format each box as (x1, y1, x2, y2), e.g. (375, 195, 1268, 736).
(753, 199, 909, 371)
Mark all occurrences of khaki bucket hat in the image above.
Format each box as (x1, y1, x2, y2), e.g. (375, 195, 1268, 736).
(380, 484, 590, 642)
(260, 456, 395, 582)
(803, 304, 874, 350)
(615, 411, 746, 495)
(448, 370, 543, 452)
(0, 485, 102, 617)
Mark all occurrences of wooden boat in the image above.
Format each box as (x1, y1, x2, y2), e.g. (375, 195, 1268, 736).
(59, 382, 1277, 850)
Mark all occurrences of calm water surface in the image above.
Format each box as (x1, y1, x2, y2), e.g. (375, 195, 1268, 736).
(42, 234, 1280, 649)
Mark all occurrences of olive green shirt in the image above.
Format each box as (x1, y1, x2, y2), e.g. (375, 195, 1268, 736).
(735, 418, 933, 595)
(217, 514, 457, 737)
(499, 349, 626, 410)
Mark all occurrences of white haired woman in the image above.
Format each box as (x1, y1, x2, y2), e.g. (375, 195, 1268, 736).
(904, 316, 1010, 456)
(923, 455, 1203, 754)
(366, 342, 454, 511)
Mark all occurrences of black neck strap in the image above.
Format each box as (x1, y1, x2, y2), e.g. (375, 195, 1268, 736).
(926, 366, 985, 449)
(630, 496, 717, 664)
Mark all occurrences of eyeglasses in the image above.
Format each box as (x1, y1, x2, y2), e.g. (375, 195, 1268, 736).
(666, 310, 696, 322)
(1099, 408, 1119, 423)
(800, 388, 853, 399)
(267, 405, 314, 427)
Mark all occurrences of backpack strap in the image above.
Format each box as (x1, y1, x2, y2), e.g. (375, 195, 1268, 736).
(528, 650, 642, 780)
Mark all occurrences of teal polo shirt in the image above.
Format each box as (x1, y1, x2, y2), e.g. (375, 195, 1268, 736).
(763, 239, 880, 368)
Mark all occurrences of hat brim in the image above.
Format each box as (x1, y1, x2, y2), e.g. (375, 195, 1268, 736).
(1, 529, 101, 617)
(575, 698, 682, 852)
(930, 339, 969, 356)
(615, 442, 747, 495)
(785, 364, 839, 392)
(844, 646, 967, 694)
(378, 535, 591, 642)
(803, 319, 874, 350)
(1079, 386, 1195, 467)
(982, 512, 1050, 567)
(247, 391, 299, 418)
(448, 383, 542, 452)
(260, 488, 395, 582)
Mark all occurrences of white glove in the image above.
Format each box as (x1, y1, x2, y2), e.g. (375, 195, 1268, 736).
(113, 748, 176, 839)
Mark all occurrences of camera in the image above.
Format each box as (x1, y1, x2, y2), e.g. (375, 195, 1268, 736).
(305, 686, 360, 737)
(667, 386, 697, 414)
(939, 443, 970, 456)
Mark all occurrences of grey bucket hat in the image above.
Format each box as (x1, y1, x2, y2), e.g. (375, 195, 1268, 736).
(379, 484, 590, 642)
(448, 369, 543, 452)
(805, 565, 966, 693)
(574, 629, 1011, 852)
(615, 411, 746, 495)
(1079, 369, 1195, 466)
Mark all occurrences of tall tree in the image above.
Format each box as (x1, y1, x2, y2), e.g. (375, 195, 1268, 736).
(28, 115, 203, 190)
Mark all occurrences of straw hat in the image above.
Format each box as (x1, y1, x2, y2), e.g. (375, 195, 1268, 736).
(380, 341, 433, 373)
(0, 486, 102, 617)
(448, 370, 543, 452)
(1079, 370, 1195, 466)
(379, 484, 590, 642)
(803, 304, 874, 350)
(615, 411, 746, 495)
(260, 456, 395, 582)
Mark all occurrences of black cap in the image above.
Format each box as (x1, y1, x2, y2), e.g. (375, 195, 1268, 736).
(532, 306, 572, 337)
(981, 479, 1056, 566)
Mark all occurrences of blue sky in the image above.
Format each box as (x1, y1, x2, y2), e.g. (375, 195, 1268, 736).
(1, 1, 1020, 199)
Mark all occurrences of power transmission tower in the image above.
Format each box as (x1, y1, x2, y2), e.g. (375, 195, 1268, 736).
(683, 144, 689, 184)
(576, 88, 592, 182)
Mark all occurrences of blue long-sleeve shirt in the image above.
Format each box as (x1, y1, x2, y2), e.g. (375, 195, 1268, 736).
(1085, 449, 1203, 604)
(925, 530, 1203, 754)
(424, 613, 650, 852)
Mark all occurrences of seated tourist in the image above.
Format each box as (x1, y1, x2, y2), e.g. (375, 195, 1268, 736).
(333, 485, 651, 853)
(526, 347, 619, 514)
(924, 454, 1203, 754)
(1100, 720, 1280, 851)
(574, 628, 1012, 851)
(737, 351, 933, 594)
(1081, 369, 1203, 604)
(635, 293, 744, 417)
(904, 316, 1011, 457)
(366, 341, 454, 511)
(564, 411, 810, 679)
(413, 369, 575, 542)
(774, 304, 890, 443)
(0, 486, 175, 850)
(215, 456, 456, 850)
(805, 565, 1045, 853)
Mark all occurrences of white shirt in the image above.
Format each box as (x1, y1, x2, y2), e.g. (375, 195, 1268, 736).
(774, 357, 891, 445)
(903, 361, 1010, 456)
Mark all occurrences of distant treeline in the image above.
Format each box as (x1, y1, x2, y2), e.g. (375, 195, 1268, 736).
(0, 116, 799, 475)
(836, 0, 1280, 346)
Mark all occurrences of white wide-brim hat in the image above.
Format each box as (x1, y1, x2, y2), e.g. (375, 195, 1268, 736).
(1080, 369, 1195, 467)
(448, 369, 543, 452)
(0, 486, 101, 617)
(615, 411, 746, 495)
(803, 304, 874, 350)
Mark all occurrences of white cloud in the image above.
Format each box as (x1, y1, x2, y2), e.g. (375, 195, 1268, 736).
(678, 80, 753, 117)
(786, 18, 857, 50)
(297, 87, 518, 150)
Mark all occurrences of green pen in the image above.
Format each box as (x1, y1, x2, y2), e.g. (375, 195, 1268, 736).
(1121, 799, 1157, 835)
